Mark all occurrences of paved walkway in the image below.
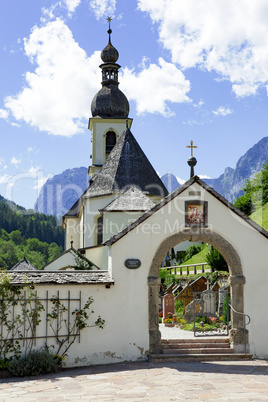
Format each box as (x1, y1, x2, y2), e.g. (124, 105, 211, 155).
(1, 359, 268, 401)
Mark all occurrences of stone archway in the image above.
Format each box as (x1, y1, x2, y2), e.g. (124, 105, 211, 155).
(148, 227, 246, 353)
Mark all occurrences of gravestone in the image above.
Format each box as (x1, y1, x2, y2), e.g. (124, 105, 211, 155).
(184, 299, 205, 323)
(201, 290, 216, 315)
(163, 293, 175, 319)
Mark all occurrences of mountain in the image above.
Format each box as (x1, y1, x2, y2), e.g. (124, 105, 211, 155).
(34, 167, 89, 216)
(34, 137, 268, 216)
(204, 137, 268, 202)
(161, 173, 181, 193)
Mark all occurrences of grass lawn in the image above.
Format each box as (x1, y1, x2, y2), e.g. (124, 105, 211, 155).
(250, 202, 268, 231)
(165, 247, 211, 274)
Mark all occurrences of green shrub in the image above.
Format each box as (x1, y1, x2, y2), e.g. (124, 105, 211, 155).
(205, 247, 228, 272)
(183, 244, 203, 262)
(8, 348, 63, 377)
(223, 292, 230, 324)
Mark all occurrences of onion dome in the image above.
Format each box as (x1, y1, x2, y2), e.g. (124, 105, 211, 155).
(101, 37, 119, 63)
(91, 22, 129, 119)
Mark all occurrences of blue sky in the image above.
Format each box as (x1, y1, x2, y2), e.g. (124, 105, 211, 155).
(1, 0, 268, 209)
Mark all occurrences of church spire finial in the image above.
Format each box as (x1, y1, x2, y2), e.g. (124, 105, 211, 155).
(107, 16, 112, 43)
(187, 140, 198, 178)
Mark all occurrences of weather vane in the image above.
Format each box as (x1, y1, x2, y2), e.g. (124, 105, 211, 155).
(107, 16, 112, 38)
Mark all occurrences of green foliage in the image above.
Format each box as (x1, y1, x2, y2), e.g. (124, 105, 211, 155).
(183, 244, 203, 262)
(72, 251, 94, 270)
(0, 272, 45, 359)
(250, 202, 268, 231)
(234, 161, 268, 215)
(0, 229, 63, 270)
(0, 197, 64, 247)
(223, 292, 230, 324)
(47, 296, 105, 357)
(205, 247, 228, 272)
(8, 348, 63, 377)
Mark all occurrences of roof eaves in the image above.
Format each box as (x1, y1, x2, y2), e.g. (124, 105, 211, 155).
(104, 175, 268, 245)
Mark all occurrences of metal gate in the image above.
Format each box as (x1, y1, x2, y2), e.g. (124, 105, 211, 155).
(193, 288, 230, 337)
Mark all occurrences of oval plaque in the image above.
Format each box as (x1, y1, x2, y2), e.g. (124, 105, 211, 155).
(124, 258, 141, 269)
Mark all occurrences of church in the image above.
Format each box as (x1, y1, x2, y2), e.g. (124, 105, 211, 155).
(13, 23, 268, 365)
(44, 25, 169, 271)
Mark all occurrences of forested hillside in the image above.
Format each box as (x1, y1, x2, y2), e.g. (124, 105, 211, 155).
(0, 229, 63, 270)
(0, 195, 64, 247)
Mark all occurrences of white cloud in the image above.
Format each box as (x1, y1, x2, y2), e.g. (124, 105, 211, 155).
(213, 106, 233, 116)
(5, 19, 100, 137)
(0, 109, 9, 120)
(4, 19, 191, 135)
(89, 0, 116, 20)
(121, 58, 191, 116)
(0, 174, 12, 184)
(65, 0, 81, 14)
(138, 0, 268, 98)
(199, 174, 211, 180)
(27, 166, 40, 176)
(11, 157, 22, 166)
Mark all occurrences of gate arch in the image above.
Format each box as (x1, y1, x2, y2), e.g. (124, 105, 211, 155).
(148, 227, 246, 353)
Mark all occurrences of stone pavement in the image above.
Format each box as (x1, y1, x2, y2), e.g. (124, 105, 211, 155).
(0, 359, 268, 401)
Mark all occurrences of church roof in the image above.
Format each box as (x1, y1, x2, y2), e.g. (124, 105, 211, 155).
(100, 186, 156, 212)
(64, 128, 168, 218)
(10, 257, 38, 271)
(85, 128, 168, 198)
(104, 175, 268, 245)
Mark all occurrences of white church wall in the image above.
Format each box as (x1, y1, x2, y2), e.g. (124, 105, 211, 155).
(89, 118, 133, 166)
(108, 181, 268, 359)
(103, 211, 144, 242)
(43, 250, 77, 271)
(83, 195, 117, 248)
(65, 217, 80, 250)
(7, 283, 148, 367)
(84, 245, 103, 268)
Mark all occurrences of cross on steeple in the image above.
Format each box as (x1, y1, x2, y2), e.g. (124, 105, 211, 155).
(70, 235, 74, 248)
(186, 140, 198, 157)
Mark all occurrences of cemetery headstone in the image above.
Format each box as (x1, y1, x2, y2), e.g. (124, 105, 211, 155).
(163, 293, 175, 319)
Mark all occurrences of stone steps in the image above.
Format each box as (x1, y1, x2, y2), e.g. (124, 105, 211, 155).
(150, 338, 252, 362)
(150, 353, 253, 362)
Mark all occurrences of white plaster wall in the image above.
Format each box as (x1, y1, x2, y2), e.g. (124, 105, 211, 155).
(43, 251, 76, 271)
(84, 245, 103, 268)
(65, 218, 80, 250)
(15, 283, 148, 367)
(109, 182, 268, 359)
(83, 195, 117, 247)
(89, 118, 133, 166)
(103, 211, 143, 242)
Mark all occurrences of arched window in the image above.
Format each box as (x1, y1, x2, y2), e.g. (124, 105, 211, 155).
(97, 216, 103, 245)
(106, 131, 116, 155)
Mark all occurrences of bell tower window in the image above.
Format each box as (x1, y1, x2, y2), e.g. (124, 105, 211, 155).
(106, 131, 116, 156)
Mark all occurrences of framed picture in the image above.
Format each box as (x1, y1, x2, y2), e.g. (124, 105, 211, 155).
(185, 200, 208, 227)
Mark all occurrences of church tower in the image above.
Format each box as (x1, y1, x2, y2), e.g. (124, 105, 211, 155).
(88, 20, 133, 177)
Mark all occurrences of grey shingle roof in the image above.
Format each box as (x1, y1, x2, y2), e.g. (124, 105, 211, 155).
(100, 186, 156, 212)
(104, 176, 268, 245)
(10, 257, 38, 271)
(8, 271, 114, 285)
(64, 128, 168, 218)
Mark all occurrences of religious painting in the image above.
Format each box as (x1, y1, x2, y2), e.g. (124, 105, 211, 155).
(185, 200, 208, 227)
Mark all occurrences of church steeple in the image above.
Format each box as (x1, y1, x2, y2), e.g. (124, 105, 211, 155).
(89, 19, 132, 177)
(91, 18, 129, 119)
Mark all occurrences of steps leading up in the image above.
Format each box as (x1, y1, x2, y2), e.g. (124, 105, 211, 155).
(150, 338, 252, 362)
